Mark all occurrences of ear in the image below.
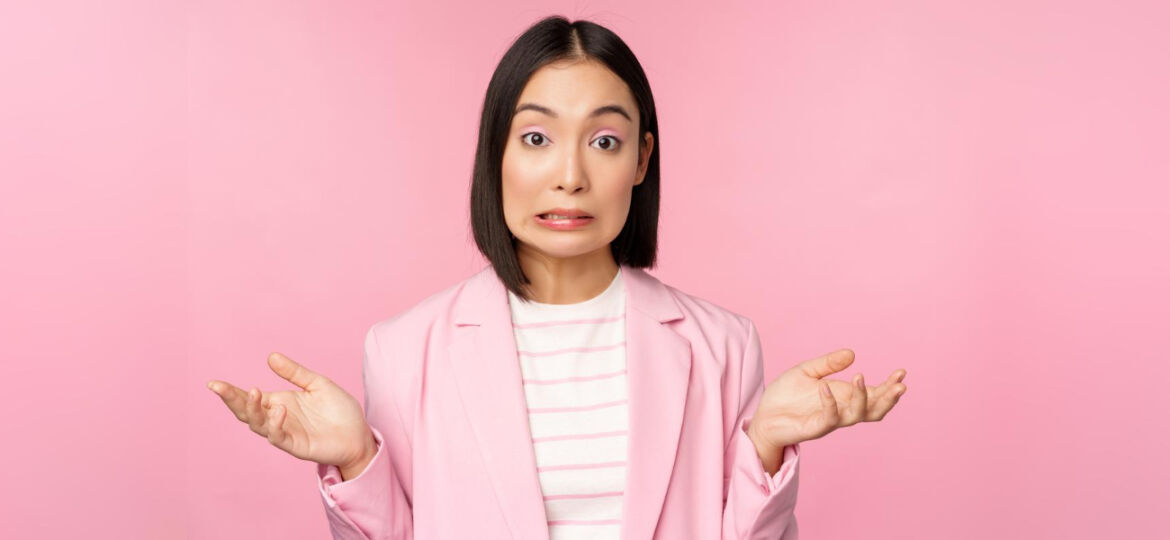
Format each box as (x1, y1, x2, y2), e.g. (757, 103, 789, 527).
(634, 132, 654, 186)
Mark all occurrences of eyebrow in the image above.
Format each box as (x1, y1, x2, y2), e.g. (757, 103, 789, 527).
(513, 102, 632, 122)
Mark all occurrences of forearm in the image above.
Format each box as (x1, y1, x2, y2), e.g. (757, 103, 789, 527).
(723, 417, 801, 539)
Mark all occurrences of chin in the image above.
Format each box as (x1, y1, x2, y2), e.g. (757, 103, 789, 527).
(525, 237, 609, 259)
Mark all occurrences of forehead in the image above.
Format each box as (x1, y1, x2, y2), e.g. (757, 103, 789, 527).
(515, 60, 636, 118)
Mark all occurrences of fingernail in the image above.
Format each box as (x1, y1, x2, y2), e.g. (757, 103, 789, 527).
(821, 384, 831, 396)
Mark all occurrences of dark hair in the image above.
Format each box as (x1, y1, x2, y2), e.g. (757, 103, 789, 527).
(469, 15, 660, 301)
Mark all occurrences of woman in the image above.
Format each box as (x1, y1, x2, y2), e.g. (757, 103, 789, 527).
(208, 16, 907, 540)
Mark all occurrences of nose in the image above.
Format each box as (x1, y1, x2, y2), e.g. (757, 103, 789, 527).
(556, 142, 588, 193)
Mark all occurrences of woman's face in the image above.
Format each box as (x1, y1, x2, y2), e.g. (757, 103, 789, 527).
(501, 59, 654, 264)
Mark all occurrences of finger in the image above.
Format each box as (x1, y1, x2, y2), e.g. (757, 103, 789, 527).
(847, 373, 867, 425)
(826, 379, 854, 411)
(866, 370, 906, 405)
(869, 383, 907, 421)
(246, 387, 267, 435)
(266, 404, 288, 447)
(819, 382, 841, 434)
(798, 349, 856, 379)
(268, 352, 319, 391)
(208, 380, 250, 422)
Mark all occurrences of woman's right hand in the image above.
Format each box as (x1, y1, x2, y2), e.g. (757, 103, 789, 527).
(207, 352, 377, 473)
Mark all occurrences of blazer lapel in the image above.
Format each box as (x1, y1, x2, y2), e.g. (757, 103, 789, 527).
(448, 263, 691, 540)
(618, 264, 691, 540)
(448, 265, 550, 540)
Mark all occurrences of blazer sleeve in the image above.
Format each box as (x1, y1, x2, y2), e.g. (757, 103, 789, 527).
(315, 324, 415, 539)
(722, 318, 801, 540)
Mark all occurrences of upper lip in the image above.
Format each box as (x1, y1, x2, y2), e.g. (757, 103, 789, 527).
(537, 207, 592, 218)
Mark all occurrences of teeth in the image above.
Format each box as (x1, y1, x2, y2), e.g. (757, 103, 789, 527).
(543, 214, 586, 220)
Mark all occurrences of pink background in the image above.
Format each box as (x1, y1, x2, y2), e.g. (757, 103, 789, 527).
(2, 0, 1167, 537)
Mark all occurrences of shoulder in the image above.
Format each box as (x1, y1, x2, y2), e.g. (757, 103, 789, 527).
(367, 271, 474, 341)
(671, 283, 752, 329)
(649, 273, 756, 350)
(648, 275, 765, 403)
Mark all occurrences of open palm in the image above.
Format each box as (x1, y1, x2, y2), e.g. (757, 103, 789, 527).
(207, 353, 375, 469)
(749, 349, 908, 450)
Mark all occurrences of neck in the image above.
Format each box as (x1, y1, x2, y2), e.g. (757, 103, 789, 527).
(515, 245, 619, 304)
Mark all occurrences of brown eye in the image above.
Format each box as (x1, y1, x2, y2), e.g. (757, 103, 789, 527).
(592, 135, 621, 152)
(521, 132, 548, 147)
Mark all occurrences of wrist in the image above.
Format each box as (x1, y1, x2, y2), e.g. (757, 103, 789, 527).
(747, 418, 783, 475)
(338, 429, 378, 481)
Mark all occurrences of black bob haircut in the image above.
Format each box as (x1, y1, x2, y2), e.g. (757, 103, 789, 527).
(469, 15, 661, 302)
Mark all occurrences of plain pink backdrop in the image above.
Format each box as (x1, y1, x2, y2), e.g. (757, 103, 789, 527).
(2, 0, 1167, 538)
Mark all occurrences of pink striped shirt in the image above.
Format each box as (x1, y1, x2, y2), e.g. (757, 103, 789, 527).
(506, 267, 627, 540)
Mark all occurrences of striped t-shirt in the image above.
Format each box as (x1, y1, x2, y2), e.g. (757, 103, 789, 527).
(506, 267, 628, 540)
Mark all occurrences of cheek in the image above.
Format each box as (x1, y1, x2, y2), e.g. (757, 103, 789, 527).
(501, 155, 541, 221)
(592, 182, 634, 230)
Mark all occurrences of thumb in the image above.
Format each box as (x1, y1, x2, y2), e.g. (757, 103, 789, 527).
(267, 352, 320, 391)
(798, 349, 855, 379)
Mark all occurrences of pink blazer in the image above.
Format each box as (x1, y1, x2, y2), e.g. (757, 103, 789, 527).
(315, 263, 801, 539)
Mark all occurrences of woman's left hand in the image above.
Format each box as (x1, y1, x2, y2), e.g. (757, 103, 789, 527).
(747, 349, 907, 452)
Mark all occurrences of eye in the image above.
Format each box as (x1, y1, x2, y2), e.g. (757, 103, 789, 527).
(521, 132, 549, 147)
(592, 135, 621, 152)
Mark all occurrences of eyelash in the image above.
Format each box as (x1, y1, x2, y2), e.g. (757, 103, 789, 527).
(520, 132, 622, 152)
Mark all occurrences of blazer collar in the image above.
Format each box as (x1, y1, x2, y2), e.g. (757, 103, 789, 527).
(447, 263, 692, 539)
(452, 263, 684, 326)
